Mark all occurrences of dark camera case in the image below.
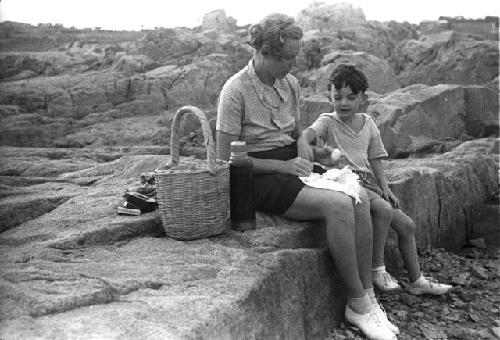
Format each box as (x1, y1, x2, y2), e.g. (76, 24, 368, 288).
(125, 192, 158, 213)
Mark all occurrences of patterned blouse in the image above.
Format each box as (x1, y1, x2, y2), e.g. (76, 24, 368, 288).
(216, 59, 301, 152)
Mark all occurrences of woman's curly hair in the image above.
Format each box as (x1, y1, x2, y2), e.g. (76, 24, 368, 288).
(248, 13, 303, 55)
(327, 64, 369, 94)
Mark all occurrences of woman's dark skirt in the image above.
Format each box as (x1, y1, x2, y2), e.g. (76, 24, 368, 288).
(248, 143, 305, 215)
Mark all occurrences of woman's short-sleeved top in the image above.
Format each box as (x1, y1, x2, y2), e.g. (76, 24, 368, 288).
(216, 59, 301, 152)
(309, 112, 388, 174)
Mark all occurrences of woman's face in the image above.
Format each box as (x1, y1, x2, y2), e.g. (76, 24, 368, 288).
(264, 38, 301, 79)
(331, 85, 363, 121)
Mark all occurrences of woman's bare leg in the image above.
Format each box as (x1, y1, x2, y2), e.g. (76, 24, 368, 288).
(284, 187, 367, 298)
(352, 188, 374, 289)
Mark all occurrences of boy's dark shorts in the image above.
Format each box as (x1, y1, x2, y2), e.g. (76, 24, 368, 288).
(249, 143, 305, 215)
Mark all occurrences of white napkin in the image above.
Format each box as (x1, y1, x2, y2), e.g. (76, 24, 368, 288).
(299, 166, 362, 203)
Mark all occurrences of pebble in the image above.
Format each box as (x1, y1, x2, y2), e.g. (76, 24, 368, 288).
(492, 327, 500, 338)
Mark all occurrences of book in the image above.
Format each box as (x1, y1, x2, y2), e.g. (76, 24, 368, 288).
(116, 206, 141, 216)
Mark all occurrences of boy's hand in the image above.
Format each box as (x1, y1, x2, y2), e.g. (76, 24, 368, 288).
(383, 188, 400, 209)
(297, 138, 314, 161)
(313, 146, 342, 168)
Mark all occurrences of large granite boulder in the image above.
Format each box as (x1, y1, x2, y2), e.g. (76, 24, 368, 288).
(0, 152, 345, 339)
(0, 51, 245, 147)
(134, 26, 249, 69)
(296, 2, 366, 31)
(295, 6, 418, 70)
(134, 53, 236, 109)
(463, 85, 500, 137)
(315, 50, 400, 94)
(110, 54, 158, 74)
(201, 9, 237, 32)
(0, 138, 497, 339)
(0, 51, 113, 81)
(386, 138, 498, 250)
(368, 84, 499, 157)
(390, 31, 499, 87)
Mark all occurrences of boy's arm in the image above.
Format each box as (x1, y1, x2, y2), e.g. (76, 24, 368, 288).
(297, 127, 316, 161)
(370, 158, 400, 209)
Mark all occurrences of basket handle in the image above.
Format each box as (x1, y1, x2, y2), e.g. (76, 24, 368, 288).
(170, 106, 216, 174)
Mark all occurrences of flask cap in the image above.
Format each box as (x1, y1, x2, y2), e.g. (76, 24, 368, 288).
(230, 141, 247, 153)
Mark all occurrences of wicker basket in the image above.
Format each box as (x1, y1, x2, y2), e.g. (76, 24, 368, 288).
(155, 106, 230, 240)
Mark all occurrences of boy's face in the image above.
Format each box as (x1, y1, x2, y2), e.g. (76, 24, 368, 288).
(331, 85, 364, 120)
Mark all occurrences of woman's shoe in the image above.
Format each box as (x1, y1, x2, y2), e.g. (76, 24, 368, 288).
(345, 305, 397, 340)
(373, 302, 399, 335)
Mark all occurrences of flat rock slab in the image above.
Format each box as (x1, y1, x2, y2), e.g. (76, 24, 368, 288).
(0, 238, 343, 340)
(0, 138, 498, 339)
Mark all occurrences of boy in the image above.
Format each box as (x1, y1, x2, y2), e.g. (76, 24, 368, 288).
(298, 64, 452, 295)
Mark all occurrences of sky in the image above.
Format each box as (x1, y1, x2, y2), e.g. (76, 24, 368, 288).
(0, 0, 498, 31)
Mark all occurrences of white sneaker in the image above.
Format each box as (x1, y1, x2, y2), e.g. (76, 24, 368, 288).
(373, 302, 400, 335)
(408, 276, 453, 295)
(373, 269, 401, 291)
(345, 305, 397, 340)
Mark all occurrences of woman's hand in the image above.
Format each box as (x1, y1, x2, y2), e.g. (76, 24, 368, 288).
(282, 157, 313, 177)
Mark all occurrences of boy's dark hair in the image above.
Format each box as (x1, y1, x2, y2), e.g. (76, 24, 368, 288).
(327, 64, 369, 94)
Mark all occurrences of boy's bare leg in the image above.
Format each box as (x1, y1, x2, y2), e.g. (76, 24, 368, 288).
(370, 198, 394, 268)
(284, 187, 366, 298)
(353, 188, 374, 289)
(391, 209, 421, 282)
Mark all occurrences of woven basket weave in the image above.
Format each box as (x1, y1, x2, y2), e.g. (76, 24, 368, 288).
(155, 106, 230, 240)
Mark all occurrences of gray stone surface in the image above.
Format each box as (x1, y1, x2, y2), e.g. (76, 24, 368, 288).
(0, 139, 497, 339)
(391, 31, 499, 87)
(367, 84, 498, 157)
(316, 51, 400, 94)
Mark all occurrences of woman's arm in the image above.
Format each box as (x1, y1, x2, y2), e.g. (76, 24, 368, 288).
(216, 130, 312, 176)
(370, 158, 400, 208)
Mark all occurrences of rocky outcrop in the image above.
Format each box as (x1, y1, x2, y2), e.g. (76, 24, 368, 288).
(386, 139, 498, 250)
(295, 4, 419, 71)
(201, 9, 237, 32)
(0, 50, 115, 81)
(315, 50, 400, 94)
(390, 31, 499, 87)
(110, 54, 158, 74)
(367, 84, 499, 157)
(300, 94, 332, 129)
(135, 27, 249, 68)
(296, 2, 366, 31)
(463, 85, 500, 137)
(0, 152, 345, 339)
(0, 138, 497, 339)
(0, 52, 246, 147)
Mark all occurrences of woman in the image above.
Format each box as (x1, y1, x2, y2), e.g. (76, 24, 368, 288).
(216, 13, 397, 340)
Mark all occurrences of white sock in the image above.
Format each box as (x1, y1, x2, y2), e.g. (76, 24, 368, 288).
(365, 288, 378, 305)
(347, 294, 372, 314)
(372, 265, 386, 272)
(410, 274, 425, 286)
